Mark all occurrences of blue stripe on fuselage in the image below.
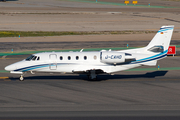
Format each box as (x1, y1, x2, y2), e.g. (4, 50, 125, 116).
(14, 64, 49, 72)
(130, 54, 166, 64)
(132, 50, 168, 63)
(14, 63, 74, 72)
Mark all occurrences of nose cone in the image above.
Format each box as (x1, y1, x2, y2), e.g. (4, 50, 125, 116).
(5, 65, 16, 71)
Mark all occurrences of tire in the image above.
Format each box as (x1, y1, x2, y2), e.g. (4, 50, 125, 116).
(19, 76, 24, 81)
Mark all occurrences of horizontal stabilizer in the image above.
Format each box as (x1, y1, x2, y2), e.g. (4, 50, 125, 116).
(10, 71, 23, 74)
(141, 60, 157, 66)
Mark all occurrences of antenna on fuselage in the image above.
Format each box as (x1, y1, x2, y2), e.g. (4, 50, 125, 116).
(80, 49, 84, 52)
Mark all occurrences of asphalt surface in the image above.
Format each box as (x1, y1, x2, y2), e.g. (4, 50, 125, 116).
(0, 55, 180, 119)
(0, 0, 180, 119)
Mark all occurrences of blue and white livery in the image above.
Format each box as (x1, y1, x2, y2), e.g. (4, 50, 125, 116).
(5, 25, 174, 81)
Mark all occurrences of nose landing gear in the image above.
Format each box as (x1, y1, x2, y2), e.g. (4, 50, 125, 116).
(19, 75, 24, 81)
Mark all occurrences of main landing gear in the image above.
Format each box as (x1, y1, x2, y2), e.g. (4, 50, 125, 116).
(88, 70, 97, 80)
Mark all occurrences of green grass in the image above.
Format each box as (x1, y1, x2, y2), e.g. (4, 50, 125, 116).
(0, 31, 157, 37)
(67, 0, 180, 8)
(0, 31, 94, 37)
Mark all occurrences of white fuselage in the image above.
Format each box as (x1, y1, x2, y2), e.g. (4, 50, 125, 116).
(5, 49, 166, 74)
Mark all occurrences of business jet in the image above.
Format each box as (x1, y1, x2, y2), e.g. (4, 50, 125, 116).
(5, 25, 174, 81)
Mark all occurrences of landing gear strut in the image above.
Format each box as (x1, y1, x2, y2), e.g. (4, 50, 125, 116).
(88, 70, 97, 80)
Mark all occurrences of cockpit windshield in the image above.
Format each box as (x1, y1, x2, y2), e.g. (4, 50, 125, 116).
(26, 55, 34, 61)
(25, 55, 40, 61)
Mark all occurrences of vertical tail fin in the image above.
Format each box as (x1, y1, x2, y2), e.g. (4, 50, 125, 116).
(146, 25, 174, 52)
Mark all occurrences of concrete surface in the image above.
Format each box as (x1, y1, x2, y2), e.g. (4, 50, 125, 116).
(0, 55, 180, 119)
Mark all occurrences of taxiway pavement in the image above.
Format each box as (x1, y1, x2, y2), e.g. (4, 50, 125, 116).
(0, 55, 180, 119)
(0, 0, 180, 119)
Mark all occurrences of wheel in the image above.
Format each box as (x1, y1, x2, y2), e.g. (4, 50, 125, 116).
(88, 75, 97, 80)
(19, 75, 24, 81)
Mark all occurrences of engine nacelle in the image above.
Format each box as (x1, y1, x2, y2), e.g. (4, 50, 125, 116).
(100, 51, 125, 64)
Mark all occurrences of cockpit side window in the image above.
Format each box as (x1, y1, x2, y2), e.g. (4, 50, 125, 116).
(32, 56, 37, 61)
(25, 55, 40, 61)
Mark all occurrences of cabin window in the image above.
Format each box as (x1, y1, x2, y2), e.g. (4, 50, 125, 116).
(94, 55, 97, 60)
(37, 57, 40, 60)
(68, 56, 71, 60)
(60, 56, 63, 60)
(76, 56, 79, 60)
(84, 56, 87, 60)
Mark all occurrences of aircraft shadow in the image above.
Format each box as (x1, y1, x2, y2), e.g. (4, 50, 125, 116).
(9, 71, 168, 81)
(97, 70, 168, 81)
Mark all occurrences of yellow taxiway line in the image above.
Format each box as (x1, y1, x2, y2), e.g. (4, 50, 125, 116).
(0, 77, 9, 79)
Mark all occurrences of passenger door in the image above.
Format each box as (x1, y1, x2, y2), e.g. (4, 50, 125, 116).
(49, 54, 57, 70)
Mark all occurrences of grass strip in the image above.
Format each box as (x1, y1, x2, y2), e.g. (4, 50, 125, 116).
(67, 0, 180, 8)
(0, 70, 9, 73)
(0, 31, 157, 38)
